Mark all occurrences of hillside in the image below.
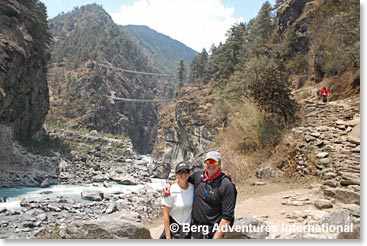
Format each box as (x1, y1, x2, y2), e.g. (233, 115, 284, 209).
(46, 4, 197, 154)
(151, 0, 360, 179)
(122, 25, 198, 75)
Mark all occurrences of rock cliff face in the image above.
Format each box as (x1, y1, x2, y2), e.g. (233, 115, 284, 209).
(276, 0, 329, 82)
(0, 0, 50, 140)
(0, 0, 57, 187)
(151, 84, 227, 177)
(276, 0, 320, 37)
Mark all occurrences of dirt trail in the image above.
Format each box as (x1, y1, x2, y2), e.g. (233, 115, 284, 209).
(147, 178, 322, 239)
(234, 182, 321, 239)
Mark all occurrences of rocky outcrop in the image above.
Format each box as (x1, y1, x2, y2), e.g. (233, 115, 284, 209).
(151, 84, 226, 177)
(0, 124, 59, 187)
(47, 61, 159, 154)
(0, 0, 53, 187)
(276, 0, 319, 37)
(276, 0, 326, 81)
(0, 0, 50, 140)
(0, 125, 162, 239)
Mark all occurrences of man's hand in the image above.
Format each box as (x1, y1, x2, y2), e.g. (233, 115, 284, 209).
(213, 219, 231, 239)
(162, 182, 172, 197)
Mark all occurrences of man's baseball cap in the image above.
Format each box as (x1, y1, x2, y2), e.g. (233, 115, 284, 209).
(204, 151, 221, 162)
(175, 162, 190, 173)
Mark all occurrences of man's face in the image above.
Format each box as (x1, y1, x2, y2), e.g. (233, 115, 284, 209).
(204, 159, 221, 177)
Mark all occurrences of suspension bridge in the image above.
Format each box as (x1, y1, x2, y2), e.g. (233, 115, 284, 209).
(48, 62, 178, 104)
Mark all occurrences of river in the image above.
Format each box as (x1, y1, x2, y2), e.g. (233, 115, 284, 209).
(0, 178, 165, 210)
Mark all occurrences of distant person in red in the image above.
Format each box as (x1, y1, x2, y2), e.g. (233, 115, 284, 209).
(319, 87, 331, 102)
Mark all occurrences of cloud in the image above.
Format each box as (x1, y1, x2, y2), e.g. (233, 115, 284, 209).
(111, 0, 243, 52)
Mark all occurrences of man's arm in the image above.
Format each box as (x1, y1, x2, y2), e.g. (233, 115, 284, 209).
(162, 180, 177, 197)
(213, 218, 231, 239)
(214, 179, 236, 239)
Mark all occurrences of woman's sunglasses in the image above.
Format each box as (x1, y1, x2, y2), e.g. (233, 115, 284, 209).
(204, 159, 219, 166)
(176, 169, 190, 175)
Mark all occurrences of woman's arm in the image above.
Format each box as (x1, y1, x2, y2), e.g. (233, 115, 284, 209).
(163, 206, 172, 239)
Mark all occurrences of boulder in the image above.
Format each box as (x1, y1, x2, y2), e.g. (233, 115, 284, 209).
(334, 188, 360, 205)
(314, 199, 333, 209)
(81, 191, 104, 201)
(148, 162, 171, 179)
(224, 217, 269, 239)
(64, 219, 151, 239)
(321, 210, 353, 227)
(110, 175, 138, 185)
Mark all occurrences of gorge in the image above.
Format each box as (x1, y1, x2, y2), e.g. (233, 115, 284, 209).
(0, 0, 360, 240)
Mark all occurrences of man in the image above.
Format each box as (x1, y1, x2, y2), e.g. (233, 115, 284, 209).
(163, 150, 237, 239)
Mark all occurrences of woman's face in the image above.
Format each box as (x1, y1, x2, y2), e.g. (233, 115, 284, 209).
(175, 169, 190, 181)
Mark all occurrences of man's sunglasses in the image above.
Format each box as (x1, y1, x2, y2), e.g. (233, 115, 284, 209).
(204, 159, 219, 166)
(177, 169, 190, 175)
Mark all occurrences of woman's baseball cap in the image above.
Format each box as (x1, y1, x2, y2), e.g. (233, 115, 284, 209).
(175, 162, 190, 173)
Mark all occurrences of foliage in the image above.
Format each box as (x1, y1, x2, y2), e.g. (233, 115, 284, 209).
(248, 60, 297, 124)
(215, 100, 283, 180)
(188, 0, 359, 127)
(177, 60, 186, 95)
(31, 0, 52, 48)
(309, 0, 360, 78)
(21, 133, 71, 156)
(227, 101, 264, 152)
(189, 48, 208, 83)
(211, 22, 248, 86)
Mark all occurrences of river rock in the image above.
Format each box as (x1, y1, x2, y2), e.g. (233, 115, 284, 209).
(334, 188, 360, 205)
(110, 175, 137, 185)
(104, 202, 118, 214)
(148, 161, 171, 179)
(81, 191, 104, 201)
(320, 210, 353, 227)
(224, 217, 269, 239)
(64, 218, 151, 239)
(314, 199, 333, 209)
(256, 166, 284, 179)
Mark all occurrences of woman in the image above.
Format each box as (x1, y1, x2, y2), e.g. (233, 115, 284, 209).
(160, 162, 193, 239)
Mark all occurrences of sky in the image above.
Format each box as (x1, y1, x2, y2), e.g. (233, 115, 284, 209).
(40, 0, 275, 52)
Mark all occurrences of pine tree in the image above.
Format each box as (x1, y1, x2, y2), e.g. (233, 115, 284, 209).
(189, 48, 208, 83)
(177, 60, 186, 96)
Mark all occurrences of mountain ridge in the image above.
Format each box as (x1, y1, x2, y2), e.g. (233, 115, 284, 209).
(47, 3, 184, 154)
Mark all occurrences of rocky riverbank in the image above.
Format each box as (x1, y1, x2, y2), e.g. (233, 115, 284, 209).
(0, 127, 163, 239)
